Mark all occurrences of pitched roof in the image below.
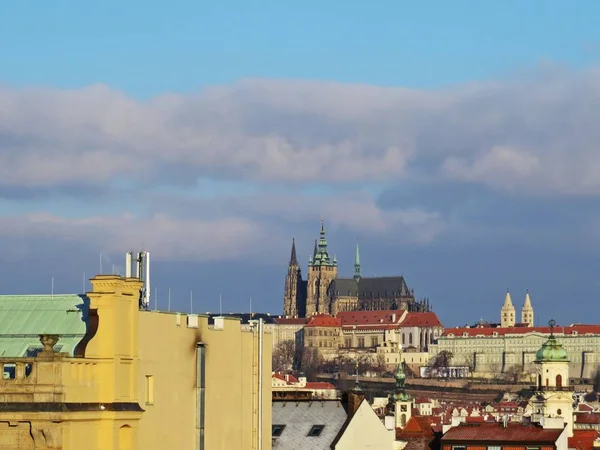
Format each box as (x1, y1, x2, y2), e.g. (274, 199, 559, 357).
(305, 382, 336, 390)
(442, 324, 600, 337)
(441, 422, 563, 443)
(305, 314, 341, 327)
(575, 413, 600, 424)
(338, 310, 402, 326)
(272, 399, 347, 450)
(401, 312, 443, 328)
(0, 294, 89, 357)
(330, 277, 411, 298)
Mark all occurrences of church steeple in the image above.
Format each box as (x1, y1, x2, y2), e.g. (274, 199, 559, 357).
(522, 289, 534, 327)
(312, 220, 333, 267)
(501, 289, 516, 328)
(354, 244, 361, 281)
(289, 238, 298, 265)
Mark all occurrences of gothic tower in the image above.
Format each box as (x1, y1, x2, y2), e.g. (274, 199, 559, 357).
(283, 238, 303, 317)
(500, 289, 516, 328)
(354, 244, 361, 281)
(306, 221, 338, 316)
(521, 290, 534, 327)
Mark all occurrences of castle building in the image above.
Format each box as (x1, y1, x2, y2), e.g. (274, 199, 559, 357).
(283, 221, 429, 318)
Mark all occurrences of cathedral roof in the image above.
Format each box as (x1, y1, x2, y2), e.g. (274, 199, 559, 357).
(330, 277, 411, 298)
(400, 312, 442, 328)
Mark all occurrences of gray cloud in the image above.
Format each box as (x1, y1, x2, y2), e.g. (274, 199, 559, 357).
(1, 66, 598, 193)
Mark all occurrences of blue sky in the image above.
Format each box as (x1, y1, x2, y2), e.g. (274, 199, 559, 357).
(0, 2, 599, 326)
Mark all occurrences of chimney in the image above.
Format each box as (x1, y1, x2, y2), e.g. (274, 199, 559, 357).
(343, 388, 365, 417)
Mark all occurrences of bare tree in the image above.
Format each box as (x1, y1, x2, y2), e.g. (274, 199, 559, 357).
(299, 347, 323, 380)
(425, 350, 453, 377)
(487, 363, 502, 382)
(374, 353, 387, 374)
(503, 364, 522, 383)
(463, 354, 476, 378)
(272, 339, 296, 372)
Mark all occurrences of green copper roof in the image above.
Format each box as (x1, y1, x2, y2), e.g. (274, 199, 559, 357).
(535, 334, 569, 362)
(0, 294, 88, 357)
(393, 363, 412, 402)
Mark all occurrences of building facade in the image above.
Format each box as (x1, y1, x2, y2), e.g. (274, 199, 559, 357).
(283, 221, 431, 318)
(0, 274, 272, 450)
(430, 292, 600, 380)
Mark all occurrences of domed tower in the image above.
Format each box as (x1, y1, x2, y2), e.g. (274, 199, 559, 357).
(530, 319, 573, 436)
(390, 364, 412, 429)
(500, 289, 516, 328)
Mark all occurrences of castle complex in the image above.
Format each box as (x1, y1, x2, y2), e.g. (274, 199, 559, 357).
(283, 221, 431, 317)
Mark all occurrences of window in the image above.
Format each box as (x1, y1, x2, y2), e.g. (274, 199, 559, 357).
(357, 337, 365, 347)
(556, 374, 562, 388)
(145, 375, 154, 405)
(308, 425, 325, 437)
(409, 334, 413, 345)
(272, 425, 286, 437)
(344, 338, 351, 348)
(370, 337, 378, 347)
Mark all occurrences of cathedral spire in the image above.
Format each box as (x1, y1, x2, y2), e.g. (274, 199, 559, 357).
(289, 238, 298, 265)
(354, 243, 361, 281)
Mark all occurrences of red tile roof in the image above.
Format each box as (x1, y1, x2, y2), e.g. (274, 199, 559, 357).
(578, 403, 595, 412)
(338, 310, 403, 326)
(275, 317, 308, 325)
(441, 422, 564, 443)
(305, 314, 341, 327)
(569, 430, 600, 450)
(575, 413, 600, 424)
(442, 324, 600, 337)
(397, 416, 439, 440)
(401, 312, 443, 328)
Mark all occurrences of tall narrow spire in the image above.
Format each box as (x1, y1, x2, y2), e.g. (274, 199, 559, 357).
(354, 243, 361, 281)
(289, 238, 298, 265)
(313, 239, 318, 259)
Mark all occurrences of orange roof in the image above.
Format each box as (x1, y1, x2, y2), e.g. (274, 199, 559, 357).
(305, 314, 341, 327)
(400, 312, 443, 328)
(442, 422, 563, 443)
(396, 416, 439, 440)
(442, 324, 600, 337)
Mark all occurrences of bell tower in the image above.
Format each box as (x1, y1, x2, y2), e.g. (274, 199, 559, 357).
(306, 220, 338, 316)
(500, 289, 516, 327)
(530, 319, 573, 436)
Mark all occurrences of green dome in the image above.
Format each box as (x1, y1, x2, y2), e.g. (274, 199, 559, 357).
(535, 335, 569, 362)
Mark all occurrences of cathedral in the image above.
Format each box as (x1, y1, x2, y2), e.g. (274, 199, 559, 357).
(283, 221, 431, 318)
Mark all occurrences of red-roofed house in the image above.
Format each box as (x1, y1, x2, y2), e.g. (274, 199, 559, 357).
(396, 416, 443, 450)
(568, 430, 600, 450)
(441, 421, 569, 450)
(302, 314, 342, 358)
(271, 371, 338, 399)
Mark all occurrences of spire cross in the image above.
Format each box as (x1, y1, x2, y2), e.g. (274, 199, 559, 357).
(549, 319, 556, 337)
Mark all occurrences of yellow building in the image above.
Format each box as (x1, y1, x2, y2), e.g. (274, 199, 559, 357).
(0, 274, 272, 450)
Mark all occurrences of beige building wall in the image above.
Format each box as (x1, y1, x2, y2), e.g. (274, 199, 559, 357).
(332, 399, 394, 450)
(137, 312, 272, 450)
(432, 330, 600, 379)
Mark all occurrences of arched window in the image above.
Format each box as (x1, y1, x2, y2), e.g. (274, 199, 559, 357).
(402, 334, 405, 345)
(401, 414, 407, 427)
(538, 374, 542, 388)
(409, 334, 413, 345)
(546, 378, 549, 387)
(556, 374, 562, 388)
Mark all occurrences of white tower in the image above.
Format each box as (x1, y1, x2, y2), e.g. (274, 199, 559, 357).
(521, 290, 534, 327)
(500, 289, 516, 328)
(392, 364, 412, 429)
(530, 320, 573, 437)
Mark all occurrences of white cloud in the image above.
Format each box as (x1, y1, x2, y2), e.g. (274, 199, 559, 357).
(1, 67, 597, 193)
